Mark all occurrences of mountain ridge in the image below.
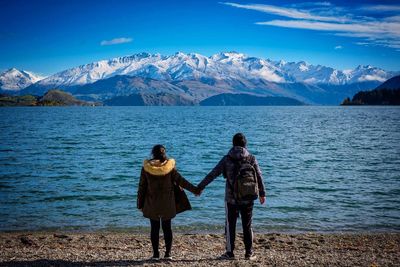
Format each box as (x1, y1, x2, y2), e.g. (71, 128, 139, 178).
(9, 51, 400, 105)
(0, 68, 44, 91)
(27, 52, 398, 89)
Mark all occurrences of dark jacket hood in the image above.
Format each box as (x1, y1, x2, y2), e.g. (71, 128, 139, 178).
(228, 146, 250, 160)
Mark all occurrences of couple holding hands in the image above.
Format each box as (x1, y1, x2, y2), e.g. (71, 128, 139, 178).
(137, 133, 266, 261)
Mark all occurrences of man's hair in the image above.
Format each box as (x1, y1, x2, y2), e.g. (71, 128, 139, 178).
(232, 133, 247, 147)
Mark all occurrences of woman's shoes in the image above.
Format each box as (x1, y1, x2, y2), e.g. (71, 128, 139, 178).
(151, 252, 172, 261)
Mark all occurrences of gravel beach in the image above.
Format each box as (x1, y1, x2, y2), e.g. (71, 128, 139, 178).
(0, 232, 399, 266)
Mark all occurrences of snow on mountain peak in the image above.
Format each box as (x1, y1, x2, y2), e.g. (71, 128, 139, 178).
(298, 62, 309, 72)
(277, 60, 287, 67)
(0, 68, 44, 91)
(29, 52, 398, 89)
(212, 51, 246, 60)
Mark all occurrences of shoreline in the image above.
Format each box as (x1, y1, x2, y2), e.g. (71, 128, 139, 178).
(1, 228, 400, 234)
(1, 232, 399, 266)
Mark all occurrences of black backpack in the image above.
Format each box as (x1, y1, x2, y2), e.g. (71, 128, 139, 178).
(228, 155, 259, 202)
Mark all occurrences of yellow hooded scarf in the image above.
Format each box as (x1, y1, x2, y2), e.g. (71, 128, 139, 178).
(143, 158, 176, 176)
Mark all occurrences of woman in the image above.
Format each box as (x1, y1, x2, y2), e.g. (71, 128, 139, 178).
(137, 145, 199, 260)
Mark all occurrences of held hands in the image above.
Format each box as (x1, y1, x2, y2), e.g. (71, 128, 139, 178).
(194, 186, 203, 197)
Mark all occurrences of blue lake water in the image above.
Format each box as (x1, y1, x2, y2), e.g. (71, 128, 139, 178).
(0, 106, 400, 232)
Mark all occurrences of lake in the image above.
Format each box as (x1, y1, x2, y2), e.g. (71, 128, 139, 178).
(0, 106, 399, 232)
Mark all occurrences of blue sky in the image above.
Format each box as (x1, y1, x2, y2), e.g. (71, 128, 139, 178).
(1, 0, 399, 76)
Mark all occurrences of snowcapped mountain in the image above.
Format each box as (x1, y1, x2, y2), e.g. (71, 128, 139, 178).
(276, 61, 394, 85)
(18, 52, 399, 104)
(0, 68, 44, 91)
(34, 52, 396, 89)
(36, 52, 285, 87)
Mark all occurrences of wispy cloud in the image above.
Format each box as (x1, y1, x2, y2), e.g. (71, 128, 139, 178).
(100, 37, 133, 46)
(222, 2, 348, 22)
(223, 2, 400, 51)
(358, 5, 400, 12)
(334, 45, 343, 50)
(292, 2, 332, 8)
(257, 19, 400, 49)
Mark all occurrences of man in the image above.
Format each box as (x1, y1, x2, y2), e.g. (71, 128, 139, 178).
(198, 133, 266, 260)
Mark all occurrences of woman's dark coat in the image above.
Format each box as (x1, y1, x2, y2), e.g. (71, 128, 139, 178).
(137, 158, 198, 220)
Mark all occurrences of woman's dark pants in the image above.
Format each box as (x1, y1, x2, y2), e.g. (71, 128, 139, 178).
(150, 219, 172, 256)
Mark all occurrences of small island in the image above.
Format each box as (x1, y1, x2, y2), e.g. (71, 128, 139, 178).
(0, 89, 100, 107)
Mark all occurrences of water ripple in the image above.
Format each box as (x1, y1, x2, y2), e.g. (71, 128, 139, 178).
(0, 106, 399, 232)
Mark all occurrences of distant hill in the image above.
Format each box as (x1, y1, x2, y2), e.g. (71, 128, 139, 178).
(38, 89, 98, 106)
(341, 75, 400, 105)
(375, 75, 400, 90)
(104, 92, 196, 106)
(0, 89, 99, 106)
(200, 93, 304, 106)
(0, 94, 37, 106)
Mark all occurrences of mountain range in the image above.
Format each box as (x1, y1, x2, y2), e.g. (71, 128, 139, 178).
(1, 52, 398, 105)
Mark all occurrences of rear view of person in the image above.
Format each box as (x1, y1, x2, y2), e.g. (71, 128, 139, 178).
(137, 145, 199, 260)
(197, 133, 266, 260)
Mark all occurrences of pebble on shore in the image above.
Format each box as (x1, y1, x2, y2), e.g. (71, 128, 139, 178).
(0, 232, 399, 266)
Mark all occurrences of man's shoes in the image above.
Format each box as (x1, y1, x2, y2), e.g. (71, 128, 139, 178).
(150, 253, 160, 261)
(164, 252, 173, 260)
(220, 252, 235, 260)
(245, 252, 257, 261)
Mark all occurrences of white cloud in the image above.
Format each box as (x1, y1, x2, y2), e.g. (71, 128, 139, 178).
(358, 5, 400, 12)
(334, 45, 343, 50)
(222, 2, 348, 22)
(358, 75, 387, 82)
(257, 19, 400, 49)
(224, 2, 400, 51)
(100, 37, 133, 46)
(294, 2, 332, 7)
(257, 20, 399, 36)
(385, 16, 400, 22)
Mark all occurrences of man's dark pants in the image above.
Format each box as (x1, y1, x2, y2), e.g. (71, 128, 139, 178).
(225, 201, 254, 255)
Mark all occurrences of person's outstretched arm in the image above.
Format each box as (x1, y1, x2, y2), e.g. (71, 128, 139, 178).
(172, 169, 200, 195)
(137, 167, 147, 210)
(197, 156, 226, 191)
(253, 157, 266, 204)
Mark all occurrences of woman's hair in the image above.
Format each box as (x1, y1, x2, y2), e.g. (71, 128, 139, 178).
(151, 144, 167, 162)
(232, 133, 247, 147)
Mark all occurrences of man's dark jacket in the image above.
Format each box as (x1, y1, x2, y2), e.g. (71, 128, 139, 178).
(198, 146, 266, 204)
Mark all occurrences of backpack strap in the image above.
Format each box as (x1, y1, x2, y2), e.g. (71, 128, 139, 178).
(247, 154, 255, 166)
(226, 155, 237, 196)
